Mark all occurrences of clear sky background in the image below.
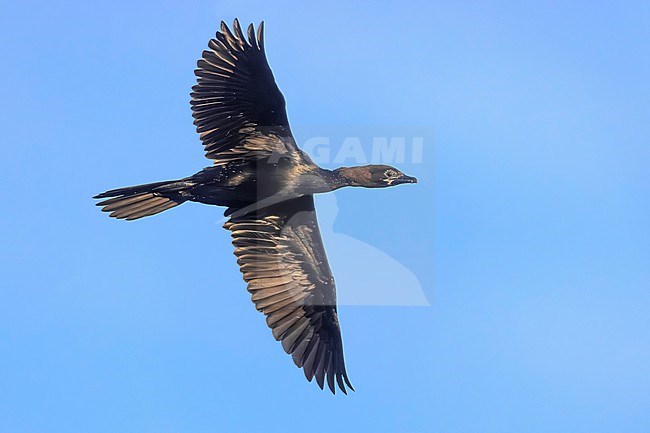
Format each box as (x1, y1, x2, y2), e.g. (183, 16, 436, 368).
(1, 1, 649, 432)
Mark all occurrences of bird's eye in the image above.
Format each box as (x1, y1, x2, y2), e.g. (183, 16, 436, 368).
(384, 169, 398, 178)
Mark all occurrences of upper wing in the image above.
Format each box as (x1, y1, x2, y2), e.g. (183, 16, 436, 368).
(191, 20, 295, 163)
(223, 196, 354, 394)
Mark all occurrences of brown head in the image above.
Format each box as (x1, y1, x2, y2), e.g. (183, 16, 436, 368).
(333, 165, 418, 188)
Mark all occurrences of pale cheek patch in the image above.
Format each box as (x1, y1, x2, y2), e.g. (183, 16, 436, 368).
(383, 173, 400, 185)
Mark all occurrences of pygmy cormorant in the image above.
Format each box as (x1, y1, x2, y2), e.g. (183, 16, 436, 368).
(94, 20, 417, 394)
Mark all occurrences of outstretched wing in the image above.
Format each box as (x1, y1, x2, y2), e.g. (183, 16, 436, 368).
(223, 196, 354, 394)
(192, 20, 296, 163)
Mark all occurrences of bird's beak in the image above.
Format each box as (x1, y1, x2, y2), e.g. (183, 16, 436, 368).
(395, 174, 418, 185)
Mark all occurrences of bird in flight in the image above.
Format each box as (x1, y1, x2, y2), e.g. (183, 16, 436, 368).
(94, 19, 417, 394)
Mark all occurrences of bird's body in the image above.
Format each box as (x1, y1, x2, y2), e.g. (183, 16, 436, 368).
(188, 148, 334, 209)
(95, 20, 416, 394)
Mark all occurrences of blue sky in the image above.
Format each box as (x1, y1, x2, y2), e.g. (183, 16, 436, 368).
(1, 1, 649, 432)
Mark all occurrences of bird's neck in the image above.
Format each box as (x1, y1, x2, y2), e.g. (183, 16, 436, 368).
(325, 167, 369, 190)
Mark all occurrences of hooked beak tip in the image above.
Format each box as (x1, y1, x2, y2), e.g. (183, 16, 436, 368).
(397, 175, 418, 185)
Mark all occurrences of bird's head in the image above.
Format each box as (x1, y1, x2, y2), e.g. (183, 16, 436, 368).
(335, 165, 418, 188)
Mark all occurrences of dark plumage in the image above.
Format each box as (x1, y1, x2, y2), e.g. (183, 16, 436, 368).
(94, 19, 417, 394)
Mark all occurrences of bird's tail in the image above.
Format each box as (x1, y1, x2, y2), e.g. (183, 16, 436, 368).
(94, 179, 192, 221)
